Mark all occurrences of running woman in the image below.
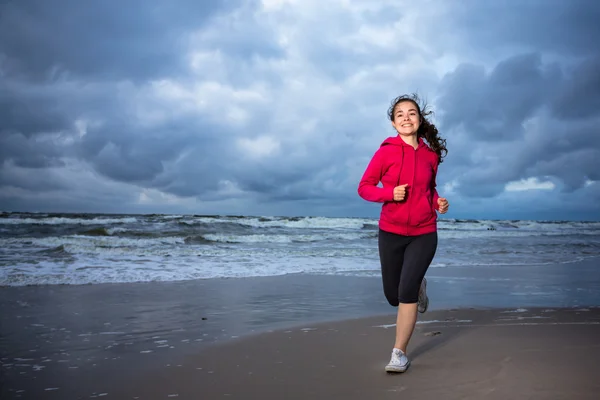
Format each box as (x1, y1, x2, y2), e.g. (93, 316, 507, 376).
(358, 94, 449, 373)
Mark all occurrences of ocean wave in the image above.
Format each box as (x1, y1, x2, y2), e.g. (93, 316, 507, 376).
(183, 235, 215, 245)
(200, 231, 377, 244)
(1, 212, 599, 287)
(0, 216, 139, 225)
(177, 215, 377, 230)
(2, 255, 598, 286)
(78, 227, 111, 236)
(0, 256, 379, 286)
(2, 213, 599, 235)
(37, 244, 72, 256)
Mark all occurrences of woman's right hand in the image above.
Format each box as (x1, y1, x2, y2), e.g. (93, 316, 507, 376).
(393, 184, 409, 201)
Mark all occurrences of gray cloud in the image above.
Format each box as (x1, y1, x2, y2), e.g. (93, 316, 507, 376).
(436, 50, 600, 199)
(0, 0, 233, 82)
(447, 0, 600, 58)
(438, 52, 559, 143)
(0, 0, 599, 220)
(0, 82, 71, 137)
(550, 57, 600, 120)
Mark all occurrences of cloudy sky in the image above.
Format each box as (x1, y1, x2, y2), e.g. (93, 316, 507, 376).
(1, 0, 599, 221)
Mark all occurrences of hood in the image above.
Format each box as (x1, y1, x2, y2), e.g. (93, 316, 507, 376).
(381, 135, 428, 150)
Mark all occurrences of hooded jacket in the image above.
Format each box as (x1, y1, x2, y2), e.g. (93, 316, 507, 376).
(358, 136, 440, 236)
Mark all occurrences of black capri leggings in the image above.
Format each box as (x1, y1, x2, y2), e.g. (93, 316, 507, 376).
(378, 229, 438, 306)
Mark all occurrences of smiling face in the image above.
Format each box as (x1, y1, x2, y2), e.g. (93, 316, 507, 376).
(391, 100, 421, 137)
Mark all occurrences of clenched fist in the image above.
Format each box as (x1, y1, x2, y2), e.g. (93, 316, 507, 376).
(437, 197, 449, 214)
(393, 184, 409, 201)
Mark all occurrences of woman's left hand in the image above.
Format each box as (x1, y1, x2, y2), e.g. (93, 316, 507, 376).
(437, 197, 449, 214)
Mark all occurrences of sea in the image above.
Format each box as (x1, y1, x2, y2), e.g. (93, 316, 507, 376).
(1, 212, 599, 287)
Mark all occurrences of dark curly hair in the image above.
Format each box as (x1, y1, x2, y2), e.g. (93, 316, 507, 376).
(387, 93, 447, 164)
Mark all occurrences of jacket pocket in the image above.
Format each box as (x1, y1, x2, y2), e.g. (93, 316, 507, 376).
(382, 201, 408, 225)
(412, 195, 435, 226)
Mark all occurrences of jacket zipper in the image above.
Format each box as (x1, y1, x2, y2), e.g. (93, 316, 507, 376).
(407, 147, 417, 228)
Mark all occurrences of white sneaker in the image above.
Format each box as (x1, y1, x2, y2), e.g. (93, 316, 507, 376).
(418, 277, 429, 313)
(385, 348, 410, 373)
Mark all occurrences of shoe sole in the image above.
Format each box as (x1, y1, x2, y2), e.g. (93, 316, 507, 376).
(385, 361, 410, 373)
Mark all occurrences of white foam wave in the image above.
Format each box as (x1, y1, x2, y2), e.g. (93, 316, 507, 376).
(0, 255, 380, 286)
(181, 216, 377, 230)
(0, 217, 139, 225)
(443, 219, 600, 231)
(1, 235, 185, 254)
(202, 231, 375, 243)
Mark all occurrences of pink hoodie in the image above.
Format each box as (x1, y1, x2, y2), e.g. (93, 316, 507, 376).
(358, 136, 440, 236)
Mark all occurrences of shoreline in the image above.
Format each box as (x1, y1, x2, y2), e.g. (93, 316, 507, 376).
(4, 253, 600, 288)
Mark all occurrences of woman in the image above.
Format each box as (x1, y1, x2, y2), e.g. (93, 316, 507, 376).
(358, 94, 449, 373)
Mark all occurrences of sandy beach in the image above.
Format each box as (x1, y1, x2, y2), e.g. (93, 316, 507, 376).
(2, 258, 600, 399)
(116, 307, 600, 400)
(5, 307, 599, 399)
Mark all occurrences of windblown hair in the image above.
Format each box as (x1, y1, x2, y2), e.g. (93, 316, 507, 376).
(387, 93, 447, 164)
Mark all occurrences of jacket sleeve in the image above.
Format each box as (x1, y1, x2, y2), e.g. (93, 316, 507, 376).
(358, 148, 395, 203)
(432, 158, 440, 210)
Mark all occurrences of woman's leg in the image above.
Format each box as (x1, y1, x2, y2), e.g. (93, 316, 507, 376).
(378, 229, 408, 307)
(379, 229, 412, 372)
(394, 232, 438, 353)
(394, 303, 418, 352)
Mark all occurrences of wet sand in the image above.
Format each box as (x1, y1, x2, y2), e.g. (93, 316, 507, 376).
(1, 258, 600, 399)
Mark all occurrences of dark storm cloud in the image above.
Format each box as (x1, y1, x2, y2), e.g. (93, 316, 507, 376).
(235, 158, 328, 201)
(449, 0, 600, 57)
(0, 81, 71, 137)
(0, 132, 67, 169)
(434, 0, 600, 198)
(0, 162, 69, 192)
(0, 80, 79, 173)
(0, 80, 111, 169)
(0, 0, 286, 201)
(437, 51, 600, 196)
(438, 52, 559, 143)
(72, 107, 251, 195)
(550, 57, 600, 120)
(524, 116, 600, 191)
(435, 0, 600, 203)
(0, 0, 235, 82)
